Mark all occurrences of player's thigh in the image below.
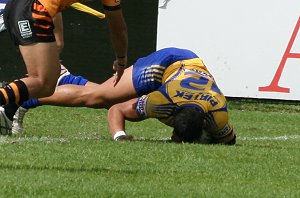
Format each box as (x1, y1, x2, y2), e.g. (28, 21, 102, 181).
(19, 42, 60, 95)
(20, 42, 60, 79)
(94, 66, 137, 103)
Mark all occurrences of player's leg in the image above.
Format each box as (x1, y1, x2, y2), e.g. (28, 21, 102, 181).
(11, 70, 92, 134)
(0, 46, 60, 135)
(19, 43, 61, 98)
(84, 66, 137, 108)
(38, 66, 137, 108)
(0, 0, 61, 134)
(1, 0, 60, 105)
(0, 43, 60, 135)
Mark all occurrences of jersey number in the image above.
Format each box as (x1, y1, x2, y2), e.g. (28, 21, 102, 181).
(180, 76, 222, 94)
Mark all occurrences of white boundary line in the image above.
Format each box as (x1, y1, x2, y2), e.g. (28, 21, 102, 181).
(0, 136, 70, 144)
(1, 135, 300, 144)
(138, 135, 300, 141)
(239, 135, 300, 141)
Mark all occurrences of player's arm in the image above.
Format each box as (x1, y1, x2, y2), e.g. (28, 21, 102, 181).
(53, 12, 64, 54)
(108, 98, 145, 141)
(102, 0, 128, 84)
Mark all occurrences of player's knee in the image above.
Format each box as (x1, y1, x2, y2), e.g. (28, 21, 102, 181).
(38, 82, 56, 97)
(36, 76, 59, 97)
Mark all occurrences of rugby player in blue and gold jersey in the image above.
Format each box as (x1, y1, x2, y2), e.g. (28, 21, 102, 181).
(107, 47, 236, 144)
(0, 47, 236, 144)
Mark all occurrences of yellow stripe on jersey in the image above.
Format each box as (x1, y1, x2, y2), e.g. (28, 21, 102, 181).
(145, 68, 164, 75)
(146, 65, 165, 72)
(143, 77, 162, 83)
(142, 64, 165, 83)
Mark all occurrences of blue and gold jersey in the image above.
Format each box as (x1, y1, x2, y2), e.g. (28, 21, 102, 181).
(133, 48, 234, 144)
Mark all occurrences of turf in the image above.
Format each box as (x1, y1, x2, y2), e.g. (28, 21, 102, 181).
(0, 99, 299, 197)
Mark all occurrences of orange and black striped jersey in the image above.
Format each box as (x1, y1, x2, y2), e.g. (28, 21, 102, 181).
(39, 0, 121, 17)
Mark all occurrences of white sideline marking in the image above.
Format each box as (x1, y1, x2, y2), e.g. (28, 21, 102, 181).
(138, 135, 300, 142)
(1, 135, 300, 144)
(239, 135, 300, 141)
(0, 136, 69, 144)
(137, 137, 171, 141)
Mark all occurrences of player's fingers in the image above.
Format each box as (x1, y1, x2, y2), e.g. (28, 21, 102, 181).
(112, 60, 118, 71)
(113, 72, 118, 84)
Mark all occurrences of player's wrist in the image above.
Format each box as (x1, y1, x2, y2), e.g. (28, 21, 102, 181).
(117, 63, 126, 68)
(116, 55, 127, 68)
(117, 55, 126, 59)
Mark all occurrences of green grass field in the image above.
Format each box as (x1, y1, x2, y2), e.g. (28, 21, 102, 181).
(0, 99, 299, 197)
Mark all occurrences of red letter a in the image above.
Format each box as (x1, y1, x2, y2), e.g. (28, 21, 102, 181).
(259, 17, 300, 93)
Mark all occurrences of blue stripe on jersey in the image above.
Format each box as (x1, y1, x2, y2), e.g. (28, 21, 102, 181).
(211, 82, 222, 95)
(133, 48, 199, 96)
(157, 83, 173, 103)
(209, 103, 228, 113)
(151, 103, 178, 117)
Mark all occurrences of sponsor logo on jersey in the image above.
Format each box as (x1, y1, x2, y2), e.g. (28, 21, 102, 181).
(174, 90, 219, 106)
(136, 96, 148, 117)
(18, 20, 32, 38)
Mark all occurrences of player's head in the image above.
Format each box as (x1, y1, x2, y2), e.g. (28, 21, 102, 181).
(172, 106, 204, 143)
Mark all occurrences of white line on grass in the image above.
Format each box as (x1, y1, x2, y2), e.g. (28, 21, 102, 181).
(239, 135, 300, 141)
(1, 135, 300, 144)
(0, 136, 69, 144)
(137, 135, 300, 142)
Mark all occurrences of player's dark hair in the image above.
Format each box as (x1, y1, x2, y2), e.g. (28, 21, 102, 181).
(173, 106, 204, 143)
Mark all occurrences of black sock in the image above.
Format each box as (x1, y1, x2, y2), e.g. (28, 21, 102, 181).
(0, 80, 29, 106)
(3, 103, 19, 121)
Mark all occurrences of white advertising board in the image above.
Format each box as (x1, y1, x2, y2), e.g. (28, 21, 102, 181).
(157, 0, 300, 100)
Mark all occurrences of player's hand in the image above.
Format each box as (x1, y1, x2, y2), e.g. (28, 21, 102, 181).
(113, 57, 127, 86)
(115, 135, 134, 141)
